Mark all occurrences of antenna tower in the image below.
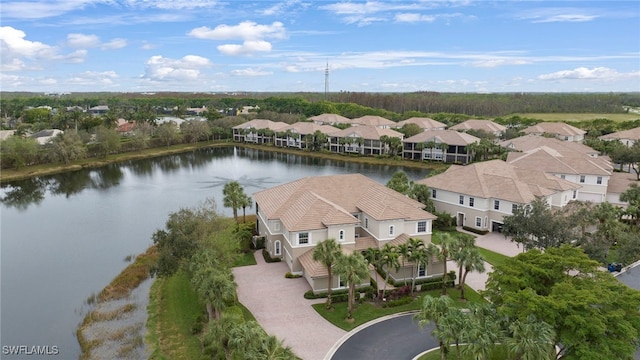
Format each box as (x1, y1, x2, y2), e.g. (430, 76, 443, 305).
(324, 61, 329, 98)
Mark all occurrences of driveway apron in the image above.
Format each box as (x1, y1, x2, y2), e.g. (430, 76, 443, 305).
(233, 251, 347, 360)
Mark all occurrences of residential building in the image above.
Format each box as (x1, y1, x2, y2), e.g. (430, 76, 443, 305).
(499, 134, 601, 158)
(351, 115, 396, 129)
(417, 160, 580, 232)
(253, 174, 441, 293)
(394, 117, 447, 131)
(273, 122, 340, 149)
(308, 113, 352, 126)
(606, 171, 637, 206)
(506, 146, 612, 202)
(89, 105, 109, 116)
(522, 122, 586, 142)
(328, 126, 404, 155)
(232, 119, 289, 144)
(30, 129, 64, 145)
(402, 130, 480, 164)
(598, 127, 640, 147)
(449, 119, 506, 137)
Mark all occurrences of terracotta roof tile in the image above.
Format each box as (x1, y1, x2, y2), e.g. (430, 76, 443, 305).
(395, 117, 447, 130)
(351, 115, 396, 127)
(450, 119, 506, 133)
(523, 122, 586, 136)
(404, 130, 479, 146)
(330, 126, 404, 140)
(599, 127, 640, 141)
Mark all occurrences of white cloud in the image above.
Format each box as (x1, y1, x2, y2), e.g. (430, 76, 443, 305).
(261, 0, 303, 16)
(472, 59, 531, 68)
(67, 33, 101, 48)
(123, 0, 219, 10)
(101, 38, 127, 50)
(1, 0, 100, 19)
(0, 26, 86, 70)
(230, 68, 273, 76)
(394, 13, 436, 23)
(143, 55, 212, 81)
(538, 67, 640, 81)
(217, 40, 273, 56)
(67, 33, 127, 50)
(68, 70, 119, 85)
(518, 8, 598, 23)
(188, 21, 286, 41)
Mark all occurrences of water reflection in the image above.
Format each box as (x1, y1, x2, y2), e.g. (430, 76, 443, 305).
(1, 146, 427, 210)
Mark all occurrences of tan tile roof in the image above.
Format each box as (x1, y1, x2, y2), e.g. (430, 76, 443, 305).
(232, 119, 289, 131)
(298, 248, 327, 278)
(253, 174, 436, 229)
(598, 127, 640, 141)
(282, 122, 340, 135)
(417, 159, 577, 204)
(308, 113, 352, 125)
(523, 122, 586, 136)
(607, 171, 638, 194)
(507, 146, 612, 176)
(499, 134, 598, 155)
(330, 125, 404, 140)
(404, 130, 480, 146)
(355, 236, 378, 251)
(351, 115, 396, 127)
(395, 117, 447, 130)
(450, 119, 506, 133)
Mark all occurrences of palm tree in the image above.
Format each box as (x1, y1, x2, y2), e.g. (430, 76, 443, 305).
(223, 181, 245, 222)
(396, 243, 410, 286)
(240, 193, 253, 223)
(430, 233, 459, 295)
(335, 251, 369, 319)
(190, 251, 237, 321)
(505, 315, 556, 360)
(312, 239, 342, 309)
(261, 335, 298, 360)
(407, 237, 426, 295)
(458, 247, 485, 300)
(435, 308, 467, 360)
(380, 243, 399, 299)
(462, 304, 502, 360)
(415, 295, 454, 360)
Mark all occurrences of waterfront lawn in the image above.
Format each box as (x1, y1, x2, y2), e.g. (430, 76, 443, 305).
(147, 271, 203, 360)
(313, 286, 486, 331)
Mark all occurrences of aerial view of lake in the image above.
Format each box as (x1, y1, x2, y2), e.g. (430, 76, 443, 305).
(0, 146, 429, 359)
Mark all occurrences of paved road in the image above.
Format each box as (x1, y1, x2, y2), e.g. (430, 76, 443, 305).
(330, 313, 437, 360)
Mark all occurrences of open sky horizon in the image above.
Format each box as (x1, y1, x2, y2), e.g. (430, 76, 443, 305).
(1, 1, 639, 94)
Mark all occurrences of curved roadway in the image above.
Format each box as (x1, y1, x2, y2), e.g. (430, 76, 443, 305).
(329, 313, 437, 360)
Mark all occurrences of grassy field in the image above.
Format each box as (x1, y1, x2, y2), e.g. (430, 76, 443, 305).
(512, 113, 640, 122)
(313, 286, 486, 332)
(477, 247, 510, 268)
(146, 271, 203, 360)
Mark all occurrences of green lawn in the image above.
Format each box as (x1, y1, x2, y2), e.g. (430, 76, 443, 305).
(233, 251, 257, 267)
(418, 344, 509, 360)
(146, 271, 203, 360)
(313, 286, 486, 331)
(476, 247, 510, 268)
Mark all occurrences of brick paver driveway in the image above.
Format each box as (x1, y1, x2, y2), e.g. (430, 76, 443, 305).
(233, 251, 346, 360)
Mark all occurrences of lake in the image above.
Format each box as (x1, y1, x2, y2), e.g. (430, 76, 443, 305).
(0, 146, 429, 359)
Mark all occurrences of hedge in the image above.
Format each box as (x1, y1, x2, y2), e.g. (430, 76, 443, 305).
(304, 285, 374, 303)
(462, 226, 489, 235)
(262, 249, 281, 263)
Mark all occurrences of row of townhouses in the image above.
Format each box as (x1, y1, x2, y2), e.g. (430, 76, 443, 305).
(249, 122, 639, 293)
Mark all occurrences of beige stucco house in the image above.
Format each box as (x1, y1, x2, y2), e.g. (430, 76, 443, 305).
(522, 122, 586, 142)
(328, 126, 404, 155)
(253, 174, 441, 293)
(395, 117, 447, 131)
(418, 160, 580, 232)
(273, 122, 340, 149)
(351, 115, 396, 129)
(450, 119, 507, 138)
(232, 119, 289, 144)
(402, 130, 480, 164)
(308, 113, 353, 126)
(598, 127, 640, 147)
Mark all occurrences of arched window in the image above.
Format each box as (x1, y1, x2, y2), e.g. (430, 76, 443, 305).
(274, 240, 281, 256)
(339, 230, 345, 241)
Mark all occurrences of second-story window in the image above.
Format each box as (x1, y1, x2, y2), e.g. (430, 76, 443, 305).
(494, 200, 499, 210)
(389, 225, 394, 236)
(339, 230, 345, 241)
(459, 195, 464, 205)
(432, 189, 436, 198)
(469, 197, 475, 207)
(298, 232, 309, 245)
(597, 176, 603, 185)
(580, 175, 586, 183)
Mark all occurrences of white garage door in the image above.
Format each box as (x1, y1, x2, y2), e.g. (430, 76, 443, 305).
(578, 192, 602, 202)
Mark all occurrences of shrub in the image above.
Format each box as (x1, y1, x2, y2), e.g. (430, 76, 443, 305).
(285, 272, 302, 279)
(262, 249, 281, 263)
(433, 211, 456, 231)
(383, 296, 414, 308)
(462, 226, 489, 235)
(303, 286, 374, 302)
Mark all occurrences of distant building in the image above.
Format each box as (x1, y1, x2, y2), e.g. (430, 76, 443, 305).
(598, 127, 640, 147)
(402, 130, 479, 164)
(394, 117, 447, 131)
(522, 122, 586, 142)
(450, 119, 506, 137)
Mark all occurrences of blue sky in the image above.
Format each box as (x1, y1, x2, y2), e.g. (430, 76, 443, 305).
(1, 0, 639, 93)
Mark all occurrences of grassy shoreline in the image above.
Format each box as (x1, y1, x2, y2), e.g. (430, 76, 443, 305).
(1, 141, 446, 183)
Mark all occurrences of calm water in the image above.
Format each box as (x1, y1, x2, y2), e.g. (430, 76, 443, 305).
(0, 146, 428, 359)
